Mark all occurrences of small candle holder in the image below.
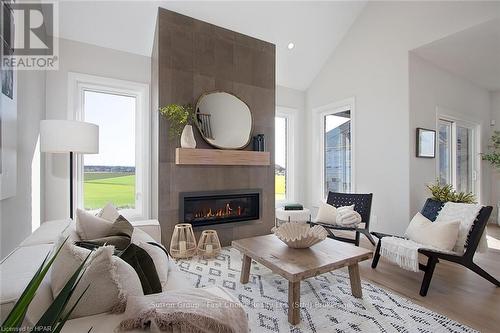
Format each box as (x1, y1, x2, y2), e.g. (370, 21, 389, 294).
(197, 230, 221, 258)
(170, 223, 197, 259)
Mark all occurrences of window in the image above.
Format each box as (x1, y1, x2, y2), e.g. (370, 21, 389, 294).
(83, 91, 136, 210)
(313, 98, 355, 203)
(275, 116, 287, 201)
(323, 111, 352, 196)
(275, 107, 296, 203)
(437, 116, 478, 196)
(70, 73, 150, 219)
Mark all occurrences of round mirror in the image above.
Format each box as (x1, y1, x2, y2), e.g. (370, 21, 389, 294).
(195, 91, 253, 149)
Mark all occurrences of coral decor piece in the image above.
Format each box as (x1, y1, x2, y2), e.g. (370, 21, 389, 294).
(272, 223, 327, 248)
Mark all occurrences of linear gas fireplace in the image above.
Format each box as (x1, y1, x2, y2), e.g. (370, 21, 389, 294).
(180, 189, 261, 227)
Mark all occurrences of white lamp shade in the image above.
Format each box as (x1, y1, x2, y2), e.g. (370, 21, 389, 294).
(40, 120, 99, 154)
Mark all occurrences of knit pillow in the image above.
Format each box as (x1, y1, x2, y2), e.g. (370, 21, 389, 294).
(405, 212, 460, 251)
(50, 236, 143, 318)
(336, 209, 362, 227)
(435, 202, 484, 253)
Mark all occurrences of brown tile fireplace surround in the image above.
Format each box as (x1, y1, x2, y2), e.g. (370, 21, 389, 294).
(151, 8, 276, 246)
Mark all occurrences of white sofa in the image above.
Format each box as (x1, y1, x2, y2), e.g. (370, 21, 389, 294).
(0, 219, 234, 332)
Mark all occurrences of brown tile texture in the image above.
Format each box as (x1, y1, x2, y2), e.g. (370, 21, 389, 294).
(152, 8, 276, 247)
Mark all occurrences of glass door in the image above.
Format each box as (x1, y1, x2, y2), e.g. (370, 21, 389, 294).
(437, 117, 478, 197)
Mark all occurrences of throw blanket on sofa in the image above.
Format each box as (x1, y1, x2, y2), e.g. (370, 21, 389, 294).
(117, 289, 248, 333)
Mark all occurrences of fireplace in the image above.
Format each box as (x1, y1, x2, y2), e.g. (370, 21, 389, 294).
(180, 189, 261, 227)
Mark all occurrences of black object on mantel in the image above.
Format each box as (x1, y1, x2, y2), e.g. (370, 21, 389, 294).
(252, 134, 265, 152)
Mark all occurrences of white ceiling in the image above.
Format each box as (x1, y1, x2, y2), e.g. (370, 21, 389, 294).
(413, 19, 500, 92)
(56, 1, 366, 90)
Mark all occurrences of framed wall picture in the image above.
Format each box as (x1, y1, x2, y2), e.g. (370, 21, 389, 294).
(0, 0, 17, 200)
(416, 128, 436, 158)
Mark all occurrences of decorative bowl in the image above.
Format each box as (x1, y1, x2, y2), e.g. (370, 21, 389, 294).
(272, 223, 328, 248)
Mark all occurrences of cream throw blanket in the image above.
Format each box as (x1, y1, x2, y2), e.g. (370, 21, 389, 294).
(117, 289, 248, 333)
(380, 237, 422, 272)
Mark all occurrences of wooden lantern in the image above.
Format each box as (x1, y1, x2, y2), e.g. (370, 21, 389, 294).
(170, 223, 197, 258)
(197, 230, 221, 258)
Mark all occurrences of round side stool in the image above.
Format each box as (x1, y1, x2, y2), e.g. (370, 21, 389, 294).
(275, 207, 311, 227)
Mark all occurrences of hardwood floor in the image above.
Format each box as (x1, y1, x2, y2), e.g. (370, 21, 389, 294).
(336, 225, 500, 333)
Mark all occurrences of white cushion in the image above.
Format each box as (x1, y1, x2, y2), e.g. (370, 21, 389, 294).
(0, 244, 54, 322)
(315, 203, 355, 225)
(131, 228, 156, 244)
(314, 202, 337, 224)
(137, 242, 169, 291)
(50, 237, 142, 319)
(336, 209, 362, 227)
(76, 209, 113, 240)
(435, 202, 485, 253)
(97, 202, 121, 222)
(405, 212, 460, 251)
(19, 219, 73, 246)
(130, 219, 162, 243)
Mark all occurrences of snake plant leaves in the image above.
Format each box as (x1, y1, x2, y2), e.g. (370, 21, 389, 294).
(1, 237, 69, 329)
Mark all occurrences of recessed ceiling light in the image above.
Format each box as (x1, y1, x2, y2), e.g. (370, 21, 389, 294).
(287, 42, 294, 50)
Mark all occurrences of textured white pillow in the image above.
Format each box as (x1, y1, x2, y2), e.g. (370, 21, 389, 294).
(337, 205, 355, 214)
(138, 242, 169, 291)
(336, 209, 362, 227)
(50, 237, 142, 318)
(314, 201, 337, 224)
(76, 209, 113, 239)
(405, 212, 460, 251)
(435, 202, 484, 253)
(97, 202, 121, 222)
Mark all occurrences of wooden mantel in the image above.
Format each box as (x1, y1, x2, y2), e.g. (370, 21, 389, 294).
(175, 148, 271, 166)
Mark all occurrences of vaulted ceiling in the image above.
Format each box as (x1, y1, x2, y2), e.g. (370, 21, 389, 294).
(413, 19, 500, 91)
(56, 1, 366, 90)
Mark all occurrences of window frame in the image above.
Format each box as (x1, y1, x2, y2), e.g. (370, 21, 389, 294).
(68, 72, 150, 220)
(436, 108, 481, 199)
(312, 98, 356, 205)
(275, 107, 297, 204)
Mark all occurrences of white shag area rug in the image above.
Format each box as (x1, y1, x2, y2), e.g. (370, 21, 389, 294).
(175, 247, 476, 333)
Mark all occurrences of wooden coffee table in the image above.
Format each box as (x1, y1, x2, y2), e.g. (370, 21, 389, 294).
(232, 234, 372, 325)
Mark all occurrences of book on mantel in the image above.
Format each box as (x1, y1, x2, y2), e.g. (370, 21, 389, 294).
(284, 203, 304, 211)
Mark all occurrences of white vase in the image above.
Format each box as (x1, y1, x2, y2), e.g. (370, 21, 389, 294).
(181, 125, 196, 148)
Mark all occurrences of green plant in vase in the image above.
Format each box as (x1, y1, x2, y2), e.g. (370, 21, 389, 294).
(481, 130, 500, 169)
(426, 179, 476, 203)
(158, 104, 197, 148)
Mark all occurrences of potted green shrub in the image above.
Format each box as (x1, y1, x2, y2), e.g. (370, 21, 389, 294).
(481, 130, 500, 225)
(158, 104, 196, 148)
(426, 180, 476, 204)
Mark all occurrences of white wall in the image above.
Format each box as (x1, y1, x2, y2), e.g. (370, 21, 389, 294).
(490, 91, 500, 223)
(44, 38, 151, 221)
(409, 53, 492, 216)
(276, 85, 307, 204)
(1, 70, 46, 259)
(306, 1, 500, 235)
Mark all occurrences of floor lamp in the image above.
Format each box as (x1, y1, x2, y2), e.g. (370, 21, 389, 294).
(40, 120, 99, 219)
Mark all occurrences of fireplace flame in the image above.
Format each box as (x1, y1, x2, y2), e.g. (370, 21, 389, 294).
(194, 203, 243, 220)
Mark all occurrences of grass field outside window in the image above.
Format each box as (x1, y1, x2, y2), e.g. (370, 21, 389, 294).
(84, 172, 135, 210)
